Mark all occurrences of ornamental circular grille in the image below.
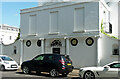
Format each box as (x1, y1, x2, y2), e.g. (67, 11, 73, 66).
(51, 40, 62, 47)
(71, 38, 78, 46)
(86, 37, 94, 46)
(26, 40, 31, 47)
(37, 40, 41, 47)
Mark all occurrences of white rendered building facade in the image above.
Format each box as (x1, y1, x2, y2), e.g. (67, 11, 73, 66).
(20, 0, 119, 67)
(0, 24, 19, 45)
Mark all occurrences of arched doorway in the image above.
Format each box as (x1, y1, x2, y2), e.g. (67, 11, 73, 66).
(51, 40, 62, 54)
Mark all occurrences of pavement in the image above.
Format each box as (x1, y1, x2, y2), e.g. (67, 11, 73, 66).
(68, 69, 79, 77)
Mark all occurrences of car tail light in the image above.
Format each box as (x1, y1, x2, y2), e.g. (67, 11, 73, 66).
(62, 66, 65, 69)
(59, 57, 65, 65)
(70, 60, 72, 63)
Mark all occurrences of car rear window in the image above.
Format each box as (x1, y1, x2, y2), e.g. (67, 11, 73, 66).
(62, 55, 71, 61)
(48, 55, 53, 60)
(53, 55, 61, 60)
(52, 55, 71, 62)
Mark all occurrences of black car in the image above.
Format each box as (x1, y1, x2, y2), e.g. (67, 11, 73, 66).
(21, 54, 73, 77)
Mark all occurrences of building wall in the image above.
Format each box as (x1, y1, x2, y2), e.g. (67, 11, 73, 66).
(98, 34, 119, 66)
(23, 39, 42, 61)
(69, 37, 97, 68)
(118, 2, 120, 39)
(44, 38, 66, 54)
(23, 38, 66, 61)
(110, 2, 119, 38)
(20, 2, 99, 36)
(20, 1, 120, 68)
(22, 36, 97, 68)
(1, 40, 21, 65)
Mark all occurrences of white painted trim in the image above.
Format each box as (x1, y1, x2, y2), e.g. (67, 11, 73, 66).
(100, 0, 110, 11)
(73, 30, 85, 33)
(48, 32, 59, 35)
(0, 43, 3, 55)
(28, 34, 38, 36)
(84, 30, 99, 32)
(66, 38, 69, 55)
(41, 38, 45, 54)
(20, 39, 24, 65)
(20, 1, 98, 14)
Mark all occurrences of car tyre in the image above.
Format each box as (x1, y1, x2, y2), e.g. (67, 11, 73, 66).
(83, 71, 95, 79)
(22, 66, 30, 74)
(0, 65, 5, 71)
(50, 69, 59, 77)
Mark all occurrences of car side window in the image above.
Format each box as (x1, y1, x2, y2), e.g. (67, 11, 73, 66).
(53, 55, 60, 60)
(48, 56, 53, 60)
(109, 63, 120, 68)
(34, 55, 44, 61)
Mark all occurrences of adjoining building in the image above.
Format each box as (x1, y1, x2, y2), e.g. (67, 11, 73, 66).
(0, 24, 20, 64)
(0, 24, 19, 45)
(20, 0, 119, 68)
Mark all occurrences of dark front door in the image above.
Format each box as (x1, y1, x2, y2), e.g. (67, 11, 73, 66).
(53, 48, 60, 54)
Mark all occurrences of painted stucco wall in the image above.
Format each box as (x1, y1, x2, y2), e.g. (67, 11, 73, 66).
(20, 2, 99, 36)
(98, 34, 119, 66)
(118, 2, 120, 39)
(69, 37, 97, 68)
(22, 36, 97, 68)
(20, 1, 120, 68)
(1, 41, 21, 65)
(23, 39, 42, 61)
(109, 2, 119, 38)
(23, 38, 66, 61)
(44, 38, 66, 54)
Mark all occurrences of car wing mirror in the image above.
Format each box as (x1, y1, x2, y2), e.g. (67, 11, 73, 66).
(104, 66, 109, 71)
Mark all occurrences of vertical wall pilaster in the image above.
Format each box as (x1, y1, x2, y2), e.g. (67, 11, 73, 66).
(20, 39, 24, 65)
(40, 38, 45, 54)
(64, 37, 70, 55)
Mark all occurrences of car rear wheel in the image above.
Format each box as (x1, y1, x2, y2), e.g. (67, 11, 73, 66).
(83, 71, 95, 79)
(50, 69, 59, 77)
(22, 66, 30, 74)
(0, 65, 5, 71)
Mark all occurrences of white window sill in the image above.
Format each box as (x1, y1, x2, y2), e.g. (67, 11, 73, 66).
(28, 33, 38, 36)
(73, 30, 85, 33)
(48, 32, 59, 35)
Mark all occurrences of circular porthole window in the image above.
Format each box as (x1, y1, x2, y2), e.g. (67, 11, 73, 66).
(71, 38, 78, 46)
(26, 40, 31, 47)
(37, 40, 41, 47)
(86, 37, 94, 46)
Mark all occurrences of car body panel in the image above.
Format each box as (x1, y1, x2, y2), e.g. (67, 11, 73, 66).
(79, 61, 120, 78)
(0, 55, 18, 70)
(21, 54, 73, 75)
